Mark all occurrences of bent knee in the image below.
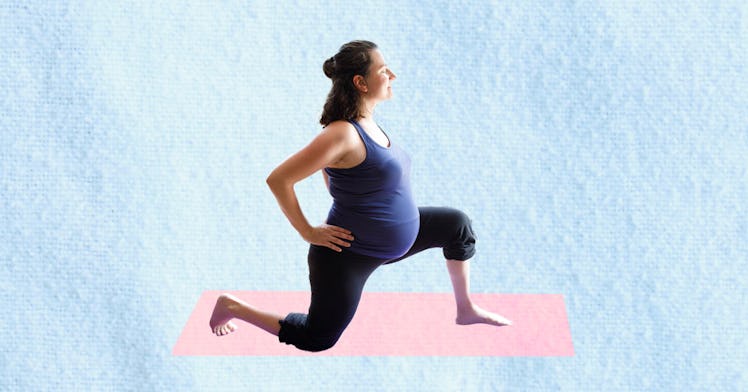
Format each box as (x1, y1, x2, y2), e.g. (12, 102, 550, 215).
(304, 335, 341, 352)
(442, 209, 477, 261)
(451, 209, 472, 228)
(442, 208, 475, 239)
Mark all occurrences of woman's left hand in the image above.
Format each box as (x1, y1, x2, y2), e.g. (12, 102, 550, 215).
(301, 224, 354, 252)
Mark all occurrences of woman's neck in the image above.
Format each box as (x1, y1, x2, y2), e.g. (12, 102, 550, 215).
(356, 115, 376, 125)
(359, 100, 376, 120)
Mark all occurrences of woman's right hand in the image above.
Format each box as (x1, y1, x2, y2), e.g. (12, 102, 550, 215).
(302, 224, 354, 252)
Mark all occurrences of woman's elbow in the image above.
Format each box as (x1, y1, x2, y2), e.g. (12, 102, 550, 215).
(265, 173, 276, 186)
(266, 173, 280, 190)
(266, 171, 290, 192)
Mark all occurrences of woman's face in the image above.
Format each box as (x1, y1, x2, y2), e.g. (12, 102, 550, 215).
(362, 49, 397, 101)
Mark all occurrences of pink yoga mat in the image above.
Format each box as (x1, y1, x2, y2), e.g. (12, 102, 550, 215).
(173, 291, 574, 356)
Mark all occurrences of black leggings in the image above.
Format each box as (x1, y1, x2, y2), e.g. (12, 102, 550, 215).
(278, 206, 477, 352)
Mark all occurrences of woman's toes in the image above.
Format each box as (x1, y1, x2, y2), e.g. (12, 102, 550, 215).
(213, 322, 237, 336)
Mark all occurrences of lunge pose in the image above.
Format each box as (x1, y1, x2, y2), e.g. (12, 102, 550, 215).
(210, 40, 511, 352)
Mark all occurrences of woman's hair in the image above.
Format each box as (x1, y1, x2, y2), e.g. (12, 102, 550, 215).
(320, 40, 378, 126)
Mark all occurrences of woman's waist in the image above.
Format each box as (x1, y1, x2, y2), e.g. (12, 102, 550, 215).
(327, 202, 419, 225)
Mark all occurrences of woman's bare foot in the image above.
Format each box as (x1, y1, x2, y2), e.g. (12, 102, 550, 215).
(209, 293, 239, 336)
(456, 304, 512, 326)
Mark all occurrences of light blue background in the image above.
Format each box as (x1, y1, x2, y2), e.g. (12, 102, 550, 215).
(1, 1, 746, 391)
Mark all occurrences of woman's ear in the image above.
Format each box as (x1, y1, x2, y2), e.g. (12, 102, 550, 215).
(352, 75, 368, 93)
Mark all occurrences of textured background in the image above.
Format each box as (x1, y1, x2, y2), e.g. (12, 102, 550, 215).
(1, 1, 746, 391)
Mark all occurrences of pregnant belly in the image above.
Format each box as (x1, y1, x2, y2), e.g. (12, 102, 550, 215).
(327, 207, 420, 259)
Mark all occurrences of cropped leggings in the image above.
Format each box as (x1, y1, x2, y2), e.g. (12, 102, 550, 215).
(278, 206, 477, 352)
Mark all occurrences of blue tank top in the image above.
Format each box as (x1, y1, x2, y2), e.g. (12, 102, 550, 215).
(324, 120, 420, 259)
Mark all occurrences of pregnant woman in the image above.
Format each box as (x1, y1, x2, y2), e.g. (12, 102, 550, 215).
(210, 40, 511, 352)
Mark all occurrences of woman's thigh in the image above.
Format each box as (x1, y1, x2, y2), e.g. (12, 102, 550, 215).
(386, 206, 477, 264)
(305, 245, 384, 336)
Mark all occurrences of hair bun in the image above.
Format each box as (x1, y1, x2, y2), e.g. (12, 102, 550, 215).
(323, 56, 337, 79)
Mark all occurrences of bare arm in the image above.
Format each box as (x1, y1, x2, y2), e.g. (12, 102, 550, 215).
(266, 123, 355, 251)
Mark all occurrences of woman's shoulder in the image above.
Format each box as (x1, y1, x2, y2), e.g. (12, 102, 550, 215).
(322, 120, 359, 141)
(323, 119, 354, 130)
(319, 120, 366, 169)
